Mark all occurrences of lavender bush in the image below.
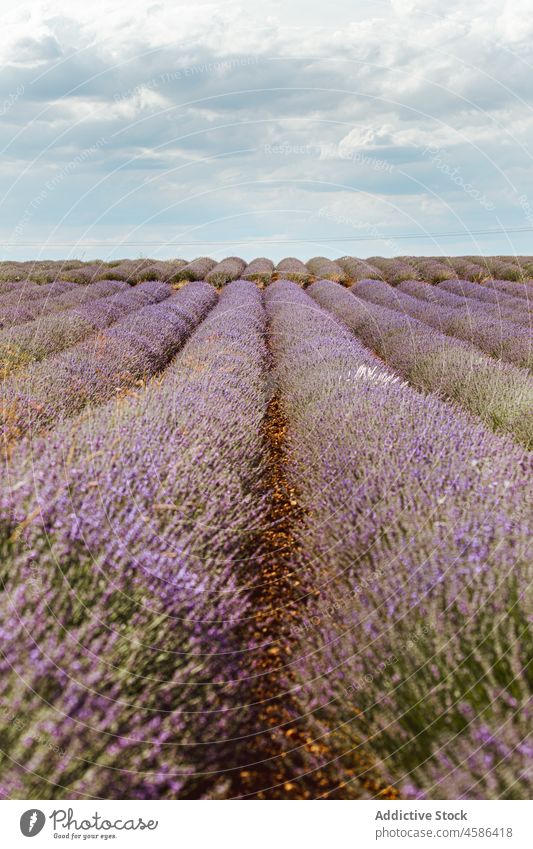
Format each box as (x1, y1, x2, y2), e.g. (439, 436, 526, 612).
(365, 257, 418, 285)
(335, 257, 382, 281)
(355, 279, 533, 370)
(275, 257, 311, 284)
(173, 257, 217, 282)
(205, 257, 246, 288)
(0, 278, 50, 297)
(482, 257, 524, 281)
(411, 258, 456, 283)
(0, 280, 270, 799)
(1, 282, 218, 442)
(97, 259, 153, 283)
(95, 259, 190, 285)
(0, 281, 171, 376)
(443, 258, 487, 282)
(0, 261, 80, 287)
(438, 278, 529, 314)
(308, 279, 533, 448)
(305, 257, 347, 283)
(135, 260, 188, 283)
(482, 278, 533, 301)
(0, 280, 25, 295)
(399, 279, 530, 329)
(1, 280, 77, 307)
(59, 263, 108, 285)
(265, 279, 532, 800)
(0, 280, 128, 330)
(25, 262, 83, 284)
(242, 257, 274, 285)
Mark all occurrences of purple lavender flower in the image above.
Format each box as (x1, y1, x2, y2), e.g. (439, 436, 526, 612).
(0, 280, 128, 330)
(412, 258, 456, 283)
(355, 278, 532, 369)
(365, 257, 418, 284)
(172, 257, 217, 282)
(205, 257, 246, 288)
(308, 279, 533, 448)
(438, 277, 526, 308)
(399, 278, 531, 329)
(264, 278, 531, 800)
(335, 257, 382, 281)
(482, 278, 533, 301)
(306, 257, 347, 283)
(0, 280, 270, 799)
(275, 257, 311, 284)
(441, 257, 487, 281)
(242, 258, 274, 286)
(1, 282, 218, 442)
(0, 281, 171, 376)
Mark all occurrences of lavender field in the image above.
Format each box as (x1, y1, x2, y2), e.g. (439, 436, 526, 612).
(0, 255, 531, 801)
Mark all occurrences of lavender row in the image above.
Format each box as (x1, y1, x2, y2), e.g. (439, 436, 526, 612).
(409, 257, 456, 283)
(355, 279, 533, 370)
(0, 280, 270, 799)
(306, 257, 347, 282)
(0, 281, 171, 376)
(242, 257, 274, 284)
(0, 261, 88, 287)
(309, 280, 533, 448)
(60, 260, 191, 285)
(56, 262, 119, 285)
(336, 256, 382, 281)
(1, 279, 77, 307)
(0, 281, 23, 295)
(0, 280, 128, 330)
(205, 257, 246, 288)
(432, 257, 487, 281)
(265, 279, 532, 799)
(480, 257, 524, 281)
(1, 282, 218, 443)
(275, 257, 311, 283)
(130, 260, 189, 282)
(173, 257, 217, 282)
(91, 258, 188, 284)
(482, 278, 533, 301)
(398, 280, 530, 329)
(449, 256, 529, 282)
(365, 257, 418, 284)
(438, 277, 527, 311)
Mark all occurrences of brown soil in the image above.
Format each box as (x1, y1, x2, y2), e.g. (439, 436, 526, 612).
(227, 394, 398, 800)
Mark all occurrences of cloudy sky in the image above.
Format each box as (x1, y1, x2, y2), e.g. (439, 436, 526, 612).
(1, 0, 533, 261)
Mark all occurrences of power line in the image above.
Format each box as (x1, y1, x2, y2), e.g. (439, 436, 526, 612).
(2, 225, 533, 248)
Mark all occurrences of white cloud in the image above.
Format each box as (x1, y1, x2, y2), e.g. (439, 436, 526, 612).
(1, 0, 533, 260)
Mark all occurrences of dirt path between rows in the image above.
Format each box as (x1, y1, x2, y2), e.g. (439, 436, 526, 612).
(226, 389, 398, 799)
